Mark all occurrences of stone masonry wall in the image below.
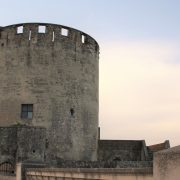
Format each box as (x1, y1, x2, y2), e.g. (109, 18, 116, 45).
(98, 140, 148, 161)
(0, 23, 99, 161)
(154, 145, 180, 180)
(0, 126, 46, 165)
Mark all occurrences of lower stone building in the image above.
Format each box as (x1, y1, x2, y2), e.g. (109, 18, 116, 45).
(0, 124, 170, 180)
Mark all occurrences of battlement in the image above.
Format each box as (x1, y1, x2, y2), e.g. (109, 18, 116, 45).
(0, 23, 99, 51)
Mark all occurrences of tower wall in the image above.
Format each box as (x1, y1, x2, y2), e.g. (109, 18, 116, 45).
(0, 23, 99, 161)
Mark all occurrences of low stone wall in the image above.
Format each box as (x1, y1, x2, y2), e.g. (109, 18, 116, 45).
(8, 145, 180, 180)
(16, 161, 153, 180)
(98, 140, 148, 161)
(56, 160, 153, 168)
(26, 168, 153, 180)
(0, 174, 15, 180)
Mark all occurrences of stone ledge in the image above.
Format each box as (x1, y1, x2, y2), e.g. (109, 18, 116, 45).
(26, 167, 153, 175)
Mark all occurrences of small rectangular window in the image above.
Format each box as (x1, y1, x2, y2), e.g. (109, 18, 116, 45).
(61, 28, 68, 36)
(38, 25, 46, 33)
(17, 26, 23, 34)
(21, 104, 33, 119)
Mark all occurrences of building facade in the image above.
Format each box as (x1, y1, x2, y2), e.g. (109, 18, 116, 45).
(0, 23, 171, 180)
(0, 23, 99, 163)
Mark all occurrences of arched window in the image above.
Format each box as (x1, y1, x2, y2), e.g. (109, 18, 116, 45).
(0, 162, 15, 174)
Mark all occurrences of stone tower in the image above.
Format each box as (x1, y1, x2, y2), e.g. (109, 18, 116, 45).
(0, 23, 99, 162)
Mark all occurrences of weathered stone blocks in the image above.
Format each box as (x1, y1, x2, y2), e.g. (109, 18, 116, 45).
(0, 23, 99, 162)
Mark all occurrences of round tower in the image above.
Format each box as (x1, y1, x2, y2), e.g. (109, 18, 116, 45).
(0, 23, 99, 161)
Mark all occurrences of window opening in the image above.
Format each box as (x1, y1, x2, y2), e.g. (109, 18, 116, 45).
(61, 28, 68, 36)
(70, 108, 75, 117)
(38, 25, 46, 33)
(82, 35, 86, 43)
(17, 26, 23, 34)
(29, 30, 31, 40)
(21, 104, 33, 119)
(52, 31, 55, 42)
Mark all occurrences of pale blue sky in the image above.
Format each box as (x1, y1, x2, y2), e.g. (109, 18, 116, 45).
(1, 0, 180, 41)
(1, 0, 180, 146)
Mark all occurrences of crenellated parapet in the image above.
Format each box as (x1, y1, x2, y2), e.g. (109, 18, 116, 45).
(0, 23, 99, 53)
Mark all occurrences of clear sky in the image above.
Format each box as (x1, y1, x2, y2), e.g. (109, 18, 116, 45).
(1, 0, 180, 146)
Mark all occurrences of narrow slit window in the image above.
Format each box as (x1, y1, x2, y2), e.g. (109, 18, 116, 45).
(17, 26, 23, 34)
(29, 30, 31, 40)
(52, 31, 55, 42)
(70, 108, 75, 117)
(82, 35, 86, 43)
(61, 28, 68, 36)
(21, 104, 33, 119)
(38, 25, 46, 33)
